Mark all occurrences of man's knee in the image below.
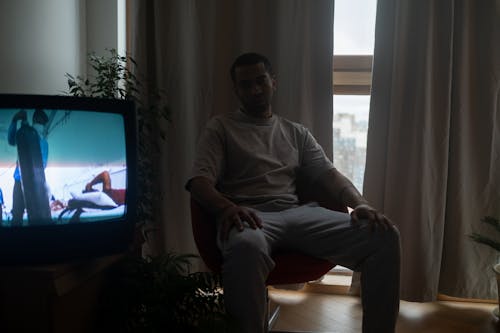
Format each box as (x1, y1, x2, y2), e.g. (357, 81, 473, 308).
(231, 237, 267, 257)
(221, 230, 275, 280)
(381, 224, 401, 261)
(223, 229, 269, 259)
(387, 224, 401, 247)
(363, 222, 401, 256)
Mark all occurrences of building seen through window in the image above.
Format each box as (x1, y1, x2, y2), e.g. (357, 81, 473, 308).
(333, 95, 369, 191)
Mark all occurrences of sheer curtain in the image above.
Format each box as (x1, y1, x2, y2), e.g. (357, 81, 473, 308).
(365, 0, 500, 301)
(128, 0, 334, 261)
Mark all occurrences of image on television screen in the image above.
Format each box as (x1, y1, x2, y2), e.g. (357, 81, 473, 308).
(0, 108, 127, 226)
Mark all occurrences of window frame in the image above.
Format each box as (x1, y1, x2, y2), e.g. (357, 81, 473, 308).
(333, 55, 373, 96)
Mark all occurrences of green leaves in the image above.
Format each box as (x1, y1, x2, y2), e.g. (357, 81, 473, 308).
(65, 73, 88, 97)
(65, 49, 133, 99)
(469, 216, 500, 253)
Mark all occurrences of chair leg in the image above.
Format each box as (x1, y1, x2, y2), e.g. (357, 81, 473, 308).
(267, 298, 316, 333)
(266, 288, 281, 331)
(267, 289, 317, 333)
(268, 301, 281, 330)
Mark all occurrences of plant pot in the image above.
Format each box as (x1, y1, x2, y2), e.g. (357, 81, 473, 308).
(493, 263, 500, 317)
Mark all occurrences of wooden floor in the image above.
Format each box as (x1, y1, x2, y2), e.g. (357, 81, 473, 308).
(269, 288, 500, 333)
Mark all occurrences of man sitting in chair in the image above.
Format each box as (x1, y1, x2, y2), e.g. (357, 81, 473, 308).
(185, 52, 401, 333)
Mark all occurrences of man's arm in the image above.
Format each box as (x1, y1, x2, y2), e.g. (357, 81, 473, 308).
(188, 176, 262, 240)
(314, 168, 392, 228)
(188, 176, 236, 215)
(315, 168, 368, 208)
(85, 171, 112, 192)
(7, 110, 27, 146)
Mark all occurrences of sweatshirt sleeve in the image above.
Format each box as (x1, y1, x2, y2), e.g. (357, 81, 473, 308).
(299, 128, 334, 185)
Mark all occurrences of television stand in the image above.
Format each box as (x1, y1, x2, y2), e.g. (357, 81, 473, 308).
(0, 254, 124, 333)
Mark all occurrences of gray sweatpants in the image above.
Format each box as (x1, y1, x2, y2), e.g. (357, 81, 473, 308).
(217, 203, 401, 333)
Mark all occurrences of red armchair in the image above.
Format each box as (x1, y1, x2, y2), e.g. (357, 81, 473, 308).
(190, 191, 348, 331)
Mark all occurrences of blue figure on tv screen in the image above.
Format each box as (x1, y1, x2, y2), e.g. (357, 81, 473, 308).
(0, 187, 4, 222)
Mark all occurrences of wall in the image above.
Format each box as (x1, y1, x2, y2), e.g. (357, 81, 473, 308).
(0, 0, 121, 95)
(86, 0, 124, 58)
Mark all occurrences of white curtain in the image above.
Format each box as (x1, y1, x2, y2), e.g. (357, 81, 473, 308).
(129, 0, 334, 263)
(365, 0, 500, 301)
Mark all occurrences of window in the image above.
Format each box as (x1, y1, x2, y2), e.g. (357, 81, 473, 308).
(333, 0, 377, 196)
(330, 0, 377, 277)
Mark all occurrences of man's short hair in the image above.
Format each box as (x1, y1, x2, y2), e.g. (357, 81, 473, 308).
(33, 109, 48, 125)
(230, 52, 274, 83)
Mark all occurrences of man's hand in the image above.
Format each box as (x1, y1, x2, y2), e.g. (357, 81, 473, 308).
(13, 110, 27, 122)
(218, 205, 263, 241)
(351, 203, 393, 230)
(84, 182, 94, 192)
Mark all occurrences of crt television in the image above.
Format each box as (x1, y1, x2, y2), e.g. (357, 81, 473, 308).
(0, 94, 137, 265)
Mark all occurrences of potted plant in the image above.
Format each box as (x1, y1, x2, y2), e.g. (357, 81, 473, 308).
(65, 51, 236, 332)
(469, 216, 500, 315)
(97, 252, 238, 332)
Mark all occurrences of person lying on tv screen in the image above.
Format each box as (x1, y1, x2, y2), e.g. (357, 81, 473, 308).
(83, 170, 125, 206)
(49, 195, 66, 211)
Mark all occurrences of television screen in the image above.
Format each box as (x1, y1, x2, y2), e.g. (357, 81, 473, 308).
(0, 94, 137, 265)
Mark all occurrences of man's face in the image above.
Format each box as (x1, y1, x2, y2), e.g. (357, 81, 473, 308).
(233, 62, 276, 116)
